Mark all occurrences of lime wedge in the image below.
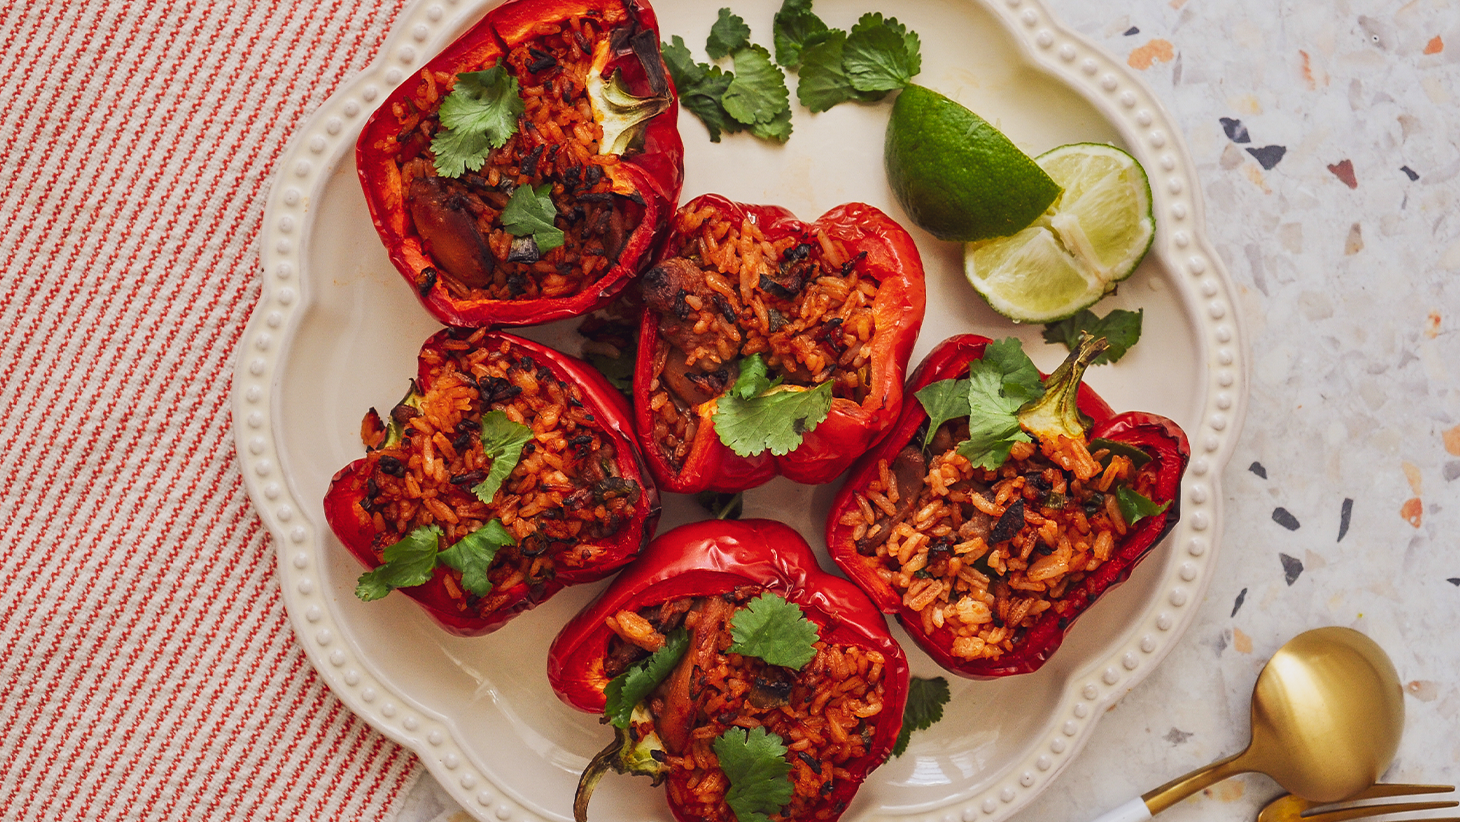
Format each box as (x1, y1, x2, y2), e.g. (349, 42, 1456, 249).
(964, 142, 1154, 323)
(885, 85, 1061, 243)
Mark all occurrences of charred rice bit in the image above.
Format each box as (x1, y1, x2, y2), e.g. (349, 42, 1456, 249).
(606, 592, 887, 820)
(389, 8, 645, 301)
(357, 330, 640, 618)
(645, 205, 882, 468)
(852, 421, 1161, 661)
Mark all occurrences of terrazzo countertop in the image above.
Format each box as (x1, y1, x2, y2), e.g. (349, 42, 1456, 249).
(393, 0, 1459, 820)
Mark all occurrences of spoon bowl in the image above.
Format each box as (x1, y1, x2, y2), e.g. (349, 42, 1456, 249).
(1089, 626, 1405, 822)
(1243, 627, 1406, 801)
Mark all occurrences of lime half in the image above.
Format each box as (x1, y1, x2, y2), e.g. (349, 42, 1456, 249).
(964, 142, 1155, 323)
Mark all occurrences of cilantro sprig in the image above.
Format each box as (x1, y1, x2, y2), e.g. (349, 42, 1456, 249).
(431, 62, 525, 178)
(893, 675, 951, 756)
(727, 592, 820, 669)
(500, 184, 565, 253)
(713, 354, 834, 458)
(913, 338, 1047, 471)
(355, 520, 515, 601)
(662, 22, 793, 144)
(602, 628, 690, 728)
(1043, 308, 1144, 365)
(472, 411, 535, 504)
(714, 726, 795, 822)
(1116, 486, 1171, 525)
(665, 0, 923, 141)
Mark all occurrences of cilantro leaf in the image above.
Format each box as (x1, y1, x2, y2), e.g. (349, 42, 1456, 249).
(750, 104, 794, 142)
(1042, 308, 1144, 365)
(795, 30, 860, 113)
(843, 13, 921, 93)
(893, 676, 951, 756)
(723, 45, 791, 131)
(431, 65, 524, 178)
(500, 183, 565, 253)
(472, 410, 535, 504)
(602, 628, 689, 728)
(983, 337, 1044, 405)
(714, 727, 794, 822)
(695, 490, 745, 520)
(914, 377, 971, 449)
(1116, 486, 1171, 526)
(586, 351, 633, 397)
(355, 525, 443, 601)
(955, 339, 1043, 470)
(662, 36, 742, 142)
(729, 353, 774, 399)
(772, 0, 829, 68)
(714, 354, 834, 457)
(727, 592, 820, 669)
(706, 8, 753, 60)
(437, 519, 514, 596)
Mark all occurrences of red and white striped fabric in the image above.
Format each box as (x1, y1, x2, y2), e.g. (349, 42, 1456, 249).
(0, 1, 421, 818)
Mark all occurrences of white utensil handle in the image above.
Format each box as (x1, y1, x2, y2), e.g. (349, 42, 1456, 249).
(1087, 797, 1153, 822)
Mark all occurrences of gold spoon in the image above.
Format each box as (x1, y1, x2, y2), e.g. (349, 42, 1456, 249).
(1087, 626, 1405, 822)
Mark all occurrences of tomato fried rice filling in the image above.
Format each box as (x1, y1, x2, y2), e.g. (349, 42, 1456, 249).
(839, 423, 1161, 662)
(644, 204, 882, 468)
(604, 590, 889, 820)
(357, 330, 641, 617)
(386, 9, 648, 302)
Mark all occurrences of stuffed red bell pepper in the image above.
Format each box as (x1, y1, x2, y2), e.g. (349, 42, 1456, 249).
(632, 194, 926, 494)
(826, 334, 1188, 677)
(324, 328, 659, 636)
(548, 518, 909, 822)
(356, 0, 684, 327)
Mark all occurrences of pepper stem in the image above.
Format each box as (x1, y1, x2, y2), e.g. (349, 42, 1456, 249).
(1017, 333, 1109, 443)
(574, 729, 626, 822)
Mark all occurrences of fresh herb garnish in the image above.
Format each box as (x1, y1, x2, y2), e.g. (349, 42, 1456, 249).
(771, 0, 828, 68)
(723, 45, 794, 142)
(662, 35, 740, 142)
(956, 338, 1045, 470)
(602, 628, 690, 728)
(1043, 308, 1144, 365)
(914, 338, 1047, 467)
(893, 675, 951, 756)
(706, 8, 753, 59)
(727, 592, 820, 669)
(714, 726, 795, 822)
(500, 184, 565, 253)
(842, 12, 922, 93)
(914, 377, 971, 449)
(431, 63, 525, 178)
(355, 521, 515, 601)
(667, 1, 923, 142)
(1116, 486, 1170, 525)
(355, 525, 443, 601)
(437, 519, 515, 596)
(713, 354, 835, 457)
(472, 410, 535, 503)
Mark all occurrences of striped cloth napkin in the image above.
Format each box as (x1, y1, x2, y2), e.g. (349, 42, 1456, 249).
(0, 1, 422, 818)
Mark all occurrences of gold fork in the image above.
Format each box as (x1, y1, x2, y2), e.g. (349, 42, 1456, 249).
(1257, 784, 1458, 822)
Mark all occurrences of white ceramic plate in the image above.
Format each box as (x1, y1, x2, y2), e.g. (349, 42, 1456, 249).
(233, 0, 1247, 819)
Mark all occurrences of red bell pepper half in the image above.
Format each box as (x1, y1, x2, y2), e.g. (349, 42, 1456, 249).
(324, 328, 659, 636)
(826, 334, 1189, 677)
(547, 518, 909, 822)
(356, 0, 684, 327)
(632, 193, 926, 494)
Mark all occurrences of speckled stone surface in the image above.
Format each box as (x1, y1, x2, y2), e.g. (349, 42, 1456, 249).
(394, 0, 1460, 820)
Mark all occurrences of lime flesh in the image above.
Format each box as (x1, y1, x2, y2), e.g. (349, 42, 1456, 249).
(965, 142, 1155, 323)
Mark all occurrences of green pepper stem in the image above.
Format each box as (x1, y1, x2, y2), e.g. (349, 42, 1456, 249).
(574, 730, 625, 822)
(1017, 333, 1109, 443)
